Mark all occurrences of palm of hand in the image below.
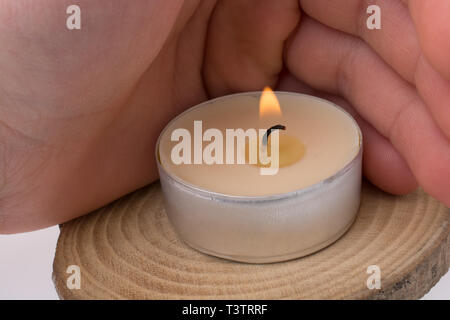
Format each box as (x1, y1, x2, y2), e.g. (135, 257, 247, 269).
(0, 0, 449, 233)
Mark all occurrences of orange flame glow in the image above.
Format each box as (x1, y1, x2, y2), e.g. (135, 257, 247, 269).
(259, 87, 282, 119)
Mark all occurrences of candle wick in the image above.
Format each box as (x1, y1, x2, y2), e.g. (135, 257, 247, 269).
(262, 124, 286, 146)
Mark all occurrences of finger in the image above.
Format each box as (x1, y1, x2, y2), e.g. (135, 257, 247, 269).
(287, 18, 450, 206)
(299, 0, 419, 83)
(407, 0, 450, 138)
(299, 0, 450, 140)
(278, 72, 418, 195)
(203, 0, 300, 97)
(408, 0, 450, 81)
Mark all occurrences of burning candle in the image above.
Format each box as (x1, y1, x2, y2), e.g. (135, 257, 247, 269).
(156, 90, 362, 263)
(158, 88, 360, 196)
(247, 88, 306, 169)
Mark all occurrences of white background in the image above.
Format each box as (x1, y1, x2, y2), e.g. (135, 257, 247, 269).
(0, 226, 448, 299)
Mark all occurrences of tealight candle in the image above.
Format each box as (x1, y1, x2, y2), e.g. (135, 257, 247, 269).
(156, 91, 362, 263)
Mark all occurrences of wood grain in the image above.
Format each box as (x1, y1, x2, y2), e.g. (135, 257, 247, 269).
(53, 181, 449, 299)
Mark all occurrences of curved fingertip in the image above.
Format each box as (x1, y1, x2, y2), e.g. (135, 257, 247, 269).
(412, 146, 450, 207)
(359, 119, 418, 196)
(363, 146, 418, 196)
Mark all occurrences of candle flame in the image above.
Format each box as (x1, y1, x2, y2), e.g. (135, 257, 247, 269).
(259, 87, 282, 119)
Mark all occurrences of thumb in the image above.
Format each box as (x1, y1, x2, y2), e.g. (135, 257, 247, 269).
(203, 0, 300, 97)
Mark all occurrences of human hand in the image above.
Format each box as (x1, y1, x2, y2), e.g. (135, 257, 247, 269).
(0, 0, 300, 233)
(0, 0, 448, 234)
(284, 0, 450, 211)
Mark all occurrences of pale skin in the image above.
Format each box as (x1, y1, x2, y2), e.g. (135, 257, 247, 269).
(0, 0, 449, 234)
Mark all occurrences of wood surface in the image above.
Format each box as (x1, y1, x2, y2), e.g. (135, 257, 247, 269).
(53, 181, 449, 299)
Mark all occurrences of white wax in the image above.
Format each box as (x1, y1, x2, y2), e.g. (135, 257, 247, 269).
(158, 92, 361, 196)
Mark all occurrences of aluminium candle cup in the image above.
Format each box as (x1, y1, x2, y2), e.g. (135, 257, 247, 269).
(156, 92, 363, 264)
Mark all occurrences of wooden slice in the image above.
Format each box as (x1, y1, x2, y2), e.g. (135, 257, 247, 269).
(53, 181, 449, 299)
